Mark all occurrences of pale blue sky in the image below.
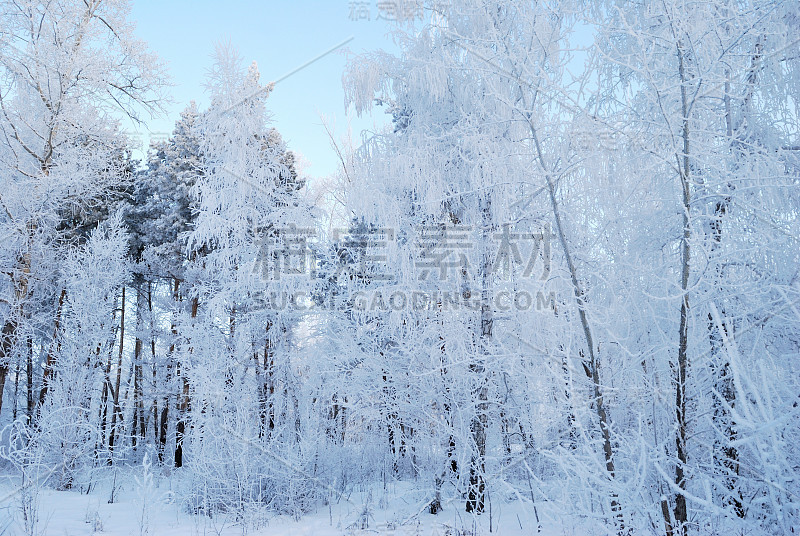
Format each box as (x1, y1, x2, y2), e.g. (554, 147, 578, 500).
(127, 1, 401, 178)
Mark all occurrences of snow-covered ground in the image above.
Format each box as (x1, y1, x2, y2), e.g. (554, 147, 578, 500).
(0, 472, 585, 536)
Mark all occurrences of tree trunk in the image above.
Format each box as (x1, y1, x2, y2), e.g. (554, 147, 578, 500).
(100, 339, 114, 454)
(175, 294, 196, 468)
(26, 338, 34, 425)
(258, 320, 276, 438)
(0, 320, 13, 419)
(39, 287, 67, 407)
(0, 234, 34, 420)
(132, 284, 146, 449)
(109, 286, 126, 455)
(132, 338, 144, 448)
(707, 196, 743, 516)
(147, 282, 162, 452)
(523, 113, 623, 530)
(673, 42, 692, 536)
(466, 192, 492, 514)
(160, 278, 179, 462)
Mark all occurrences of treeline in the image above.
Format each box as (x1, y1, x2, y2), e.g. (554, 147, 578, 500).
(1, 1, 799, 535)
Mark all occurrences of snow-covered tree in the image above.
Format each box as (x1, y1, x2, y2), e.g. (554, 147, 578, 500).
(594, 1, 800, 532)
(179, 43, 317, 517)
(0, 0, 166, 419)
(344, 0, 574, 517)
(20, 212, 130, 489)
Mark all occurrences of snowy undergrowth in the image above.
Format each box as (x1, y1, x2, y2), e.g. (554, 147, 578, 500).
(0, 468, 599, 536)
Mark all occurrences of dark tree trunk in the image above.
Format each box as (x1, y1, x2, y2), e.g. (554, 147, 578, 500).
(0, 322, 14, 419)
(26, 338, 34, 425)
(175, 293, 196, 468)
(109, 286, 126, 456)
(39, 288, 67, 408)
(467, 193, 492, 515)
(673, 42, 692, 536)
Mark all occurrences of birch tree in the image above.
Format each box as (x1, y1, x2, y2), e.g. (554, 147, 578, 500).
(0, 0, 165, 419)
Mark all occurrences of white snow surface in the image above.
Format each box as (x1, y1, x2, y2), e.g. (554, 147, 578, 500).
(0, 472, 589, 536)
